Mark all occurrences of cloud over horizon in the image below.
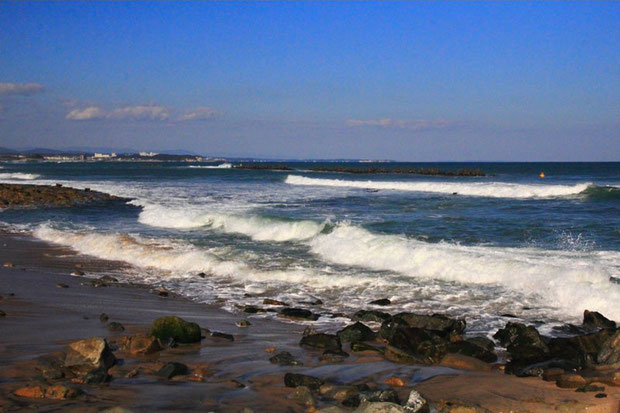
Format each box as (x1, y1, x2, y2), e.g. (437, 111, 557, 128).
(345, 118, 459, 131)
(66, 104, 221, 122)
(0, 82, 45, 96)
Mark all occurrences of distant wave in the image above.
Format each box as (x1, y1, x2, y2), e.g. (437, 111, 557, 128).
(285, 175, 594, 199)
(0, 172, 41, 180)
(135, 202, 326, 242)
(188, 163, 232, 169)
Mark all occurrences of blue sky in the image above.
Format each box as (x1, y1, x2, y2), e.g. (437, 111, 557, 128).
(0, 1, 618, 160)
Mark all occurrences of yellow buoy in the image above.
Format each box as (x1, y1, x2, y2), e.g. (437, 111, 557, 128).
(539, 172, 545, 178)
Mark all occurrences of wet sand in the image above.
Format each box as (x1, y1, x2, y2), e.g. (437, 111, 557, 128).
(0, 231, 618, 412)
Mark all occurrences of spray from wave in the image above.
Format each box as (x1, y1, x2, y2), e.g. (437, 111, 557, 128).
(285, 175, 594, 199)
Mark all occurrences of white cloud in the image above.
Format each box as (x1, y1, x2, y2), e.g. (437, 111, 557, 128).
(0, 82, 45, 95)
(177, 106, 221, 121)
(346, 118, 458, 131)
(66, 104, 170, 121)
(66, 106, 107, 120)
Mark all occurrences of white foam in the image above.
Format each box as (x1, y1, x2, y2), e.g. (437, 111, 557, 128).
(285, 175, 592, 199)
(0, 172, 41, 180)
(308, 224, 620, 321)
(136, 203, 326, 242)
(188, 163, 232, 169)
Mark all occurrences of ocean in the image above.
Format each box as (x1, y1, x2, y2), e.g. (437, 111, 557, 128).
(1, 161, 618, 337)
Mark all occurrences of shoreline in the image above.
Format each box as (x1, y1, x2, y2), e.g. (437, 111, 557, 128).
(1, 230, 618, 412)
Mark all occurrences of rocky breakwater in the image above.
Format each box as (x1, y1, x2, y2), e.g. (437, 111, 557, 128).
(0, 183, 122, 208)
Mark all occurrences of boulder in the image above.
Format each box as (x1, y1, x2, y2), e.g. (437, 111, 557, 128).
(447, 340, 497, 363)
(84, 367, 111, 384)
(320, 350, 350, 362)
(343, 389, 400, 408)
(390, 313, 466, 338)
(287, 385, 315, 407)
(65, 337, 116, 370)
(300, 333, 342, 352)
(556, 373, 587, 389)
(337, 322, 376, 343)
(583, 310, 616, 330)
(383, 326, 448, 364)
(404, 389, 429, 413)
(493, 322, 549, 371)
(123, 334, 162, 355)
(210, 331, 234, 341)
(353, 310, 391, 323)
(269, 351, 303, 366)
(156, 362, 188, 379)
(548, 328, 616, 367)
(279, 308, 319, 321)
(369, 298, 391, 306)
(243, 305, 265, 314)
(597, 330, 620, 365)
(45, 385, 81, 400)
(14, 385, 45, 398)
(465, 336, 496, 352)
(284, 372, 325, 390)
(149, 316, 201, 344)
(263, 298, 289, 306)
(107, 321, 125, 332)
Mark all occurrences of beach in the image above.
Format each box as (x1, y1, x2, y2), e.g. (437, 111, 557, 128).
(0, 224, 618, 412)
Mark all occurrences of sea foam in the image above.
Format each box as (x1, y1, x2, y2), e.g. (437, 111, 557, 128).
(285, 175, 592, 199)
(308, 224, 620, 320)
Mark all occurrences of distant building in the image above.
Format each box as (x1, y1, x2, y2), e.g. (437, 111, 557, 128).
(139, 151, 159, 157)
(93, 153, 117, 159)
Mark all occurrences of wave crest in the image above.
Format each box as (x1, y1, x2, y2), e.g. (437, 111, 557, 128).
(285, 175, 593, 199)
(0, 172, 41, 180)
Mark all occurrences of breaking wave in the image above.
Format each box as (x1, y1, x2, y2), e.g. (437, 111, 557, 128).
(308, 224, 620, 321)
(285, 175, 595, 199)
(0, 172, 41, 180)
(136, 202, 326, 242)
(188, 163, 232, 169)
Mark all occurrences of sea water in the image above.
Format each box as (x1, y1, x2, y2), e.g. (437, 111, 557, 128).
(1, 161, 618, 336)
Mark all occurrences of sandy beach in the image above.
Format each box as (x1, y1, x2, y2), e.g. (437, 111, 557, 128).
(1, 228, 618, 412)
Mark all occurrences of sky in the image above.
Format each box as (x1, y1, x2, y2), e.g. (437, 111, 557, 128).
(0, 1, 619, 161)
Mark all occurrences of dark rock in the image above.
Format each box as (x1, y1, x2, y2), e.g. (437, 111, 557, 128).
(279, 308, 319, 321)
(242, 305, 265, 314)
(466, 336, 496, 352)
(353, 310, 391, 323)
(263, 298, 289, 306)
(236, 320, 251, 328)
(447, 340, 497, 363)
(149, 316, 201, 344)
(299, 297, 323, 305)
(369, 298, 391, 306)
(156, 362, 188, 379)
(300, 333, 342, 352)
(597, 330, 620, 365)
(269, 351, 303, 366)
(197, 272, 206, 278)
(0, 309, 6, 317)
(342, 389, 400, 408)
(383, 326, 448, 364)
(319, 350, 349, 362)
(548, 328, 616, 367)
(583, 310, 616, 330)
(99, 275, 118, 283)
(493, 322, 549, 371)
(45, 384, 82, 400)
(595, 393, 607, 398)
(284, 373, 324, 390)
(575, 384, 605, 393)
(56, 283, 69, 289)
(287, 385, 315, 407)
(123, 334, 162, 355)
(514, 359, 580, 378)
(107, 322, 125, 332)
(84, 367, 111, 384)
(210, 331, 234, 341)
(72, 270, 85, 276)
(337, 322, 376, 343)
(157, 290, 169, 297)
(99, 313, 109, 323)
(351, 342, 384, 354)
(389, 313, 466, 338)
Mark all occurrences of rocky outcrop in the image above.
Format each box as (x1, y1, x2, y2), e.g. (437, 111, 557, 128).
(0, 183, 122, 208)
(64, 337, 116, 370)
(149, 316, 202, 344)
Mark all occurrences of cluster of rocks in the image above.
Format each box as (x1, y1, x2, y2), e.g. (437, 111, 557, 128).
(0, 183, 122, 208)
